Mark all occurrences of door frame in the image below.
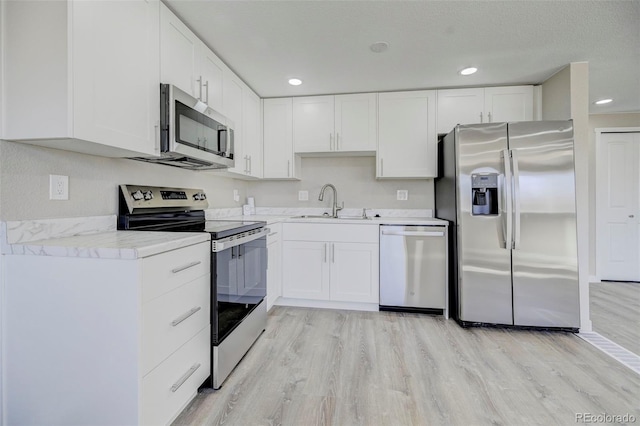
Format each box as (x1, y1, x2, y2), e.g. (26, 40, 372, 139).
(595, 127, 640, 281)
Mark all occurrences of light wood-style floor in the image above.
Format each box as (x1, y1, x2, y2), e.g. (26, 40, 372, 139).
(590, 281, 640, 355)
(173, 307, 639, 426)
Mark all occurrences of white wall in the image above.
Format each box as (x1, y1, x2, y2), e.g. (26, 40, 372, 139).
(540, 62, 591, 331)
(588, 113, 640, 276)
(246, 156, 433, 210)
(541, 66, 571, 120)
(0, 140, 247, 221)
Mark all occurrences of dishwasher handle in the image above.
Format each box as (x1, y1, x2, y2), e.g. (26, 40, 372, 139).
(381, 230, 445, 237)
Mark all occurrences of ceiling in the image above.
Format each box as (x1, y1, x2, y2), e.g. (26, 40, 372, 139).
(165, 0, 640, 114)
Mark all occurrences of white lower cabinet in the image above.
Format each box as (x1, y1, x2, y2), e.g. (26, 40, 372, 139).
(2, 241, 211, 426)
(266, 223, 283, 310)
(282, 223, 379, 304)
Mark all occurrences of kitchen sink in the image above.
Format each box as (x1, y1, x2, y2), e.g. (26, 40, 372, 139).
(292, 215, 372, 220)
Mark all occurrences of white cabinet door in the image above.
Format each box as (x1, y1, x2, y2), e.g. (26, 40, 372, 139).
(484, 86, 533, 123)
(263, 98, 298, 179)
(73, 0, 159, 156)
(3, 0, 159, 157)
(437, 88, 484, 134)
(200, 45, 225, 113)
(282, 241, 330, 300)
(266, 224, 283, 311)
(293, 96, 334, 152)
(334, 93, 377, 152)
(224, 72, 245, 174)
(72, 1, 160, 154)
(242, 88, 263, 178)
(330, 242, 379, 303)
(160, 2, 199, 98)
(378, 90, 436, 178)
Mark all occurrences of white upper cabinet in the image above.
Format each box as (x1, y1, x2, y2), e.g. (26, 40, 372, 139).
(293, 96, 335, 152)
(263, 98, 300, 179)
(436, 88, 484, 134)
(224, 72, 245, 175)
(199, 48, 225, 113)
(242, 88, 263, 178)
(484, 86, 534, 124)
(2, 0, 160, 157)
(334, 94, 377, 152)
(293, 93, 377, 154)
(160, 3, 223, 113)
(377, 90, 437, 179)
(437, 85, 534, 134)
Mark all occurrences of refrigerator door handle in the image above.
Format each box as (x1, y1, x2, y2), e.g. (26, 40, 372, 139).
(502, 149, 513, 249)
(511, 149, 521, 250)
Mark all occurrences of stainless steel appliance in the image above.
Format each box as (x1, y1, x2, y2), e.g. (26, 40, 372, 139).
(435, 121, 579, 330)
(118, 185, 268, 389)
(130, 84, 234, 170)
(379, 225, 448, 317)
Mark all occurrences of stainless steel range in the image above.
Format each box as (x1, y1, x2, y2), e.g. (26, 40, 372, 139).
(118, 184, 268, 389)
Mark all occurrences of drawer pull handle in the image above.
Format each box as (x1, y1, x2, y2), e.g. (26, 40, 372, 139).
(171, 306, 202, 327)
(268, 232, 278, 236)
(170, 363, 201, 393)
(171, 261, 201, 274)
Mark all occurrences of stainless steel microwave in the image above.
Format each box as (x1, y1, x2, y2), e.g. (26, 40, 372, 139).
(131, 84, 234, 170)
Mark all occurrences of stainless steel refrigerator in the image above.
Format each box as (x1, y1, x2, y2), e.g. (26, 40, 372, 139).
(435, 121, 579, 330)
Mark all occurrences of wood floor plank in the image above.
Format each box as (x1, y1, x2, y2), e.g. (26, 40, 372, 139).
(173, 307, 640, 426)
(590, 281, 640, 355)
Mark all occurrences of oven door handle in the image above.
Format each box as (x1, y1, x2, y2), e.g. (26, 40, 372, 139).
(211, 227, 270, 252)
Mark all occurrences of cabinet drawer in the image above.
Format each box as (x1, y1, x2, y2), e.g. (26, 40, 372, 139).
(266, 223, 282, 244)
(283, 223, 378, 243)
(141, 326, 211, 426)
(142, 275, 210, 375)
(141, 242, 210, 303)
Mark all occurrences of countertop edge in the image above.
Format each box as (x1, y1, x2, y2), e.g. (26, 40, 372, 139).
(5, 232, 211, 260)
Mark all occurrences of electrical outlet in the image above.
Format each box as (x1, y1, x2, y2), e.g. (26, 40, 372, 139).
(49, 175, 69, 200)
(233, 189, 240, 202)
(397, 190, 408, 201)
(298, 190, 309, 201)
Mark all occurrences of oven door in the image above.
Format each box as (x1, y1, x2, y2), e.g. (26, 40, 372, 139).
(212, 236, 267, 344)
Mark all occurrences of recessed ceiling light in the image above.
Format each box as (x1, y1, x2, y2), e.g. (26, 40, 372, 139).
(594, 98, 613, 105)
(459, 67, 478, 76)
(288, 78, 302, 86)
(370, 42, 389, 53)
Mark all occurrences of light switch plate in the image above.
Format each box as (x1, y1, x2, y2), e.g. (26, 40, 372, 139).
(298, 190, 309, 201)
(49, 175, 69, 200)
(233, 189, 240, 202)
(397, 190, 408, 201)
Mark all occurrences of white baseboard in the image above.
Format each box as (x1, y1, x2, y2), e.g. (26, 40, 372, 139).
(275, 298, 379, 312)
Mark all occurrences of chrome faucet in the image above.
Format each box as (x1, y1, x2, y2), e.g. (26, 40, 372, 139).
(319, 183, 344, 218)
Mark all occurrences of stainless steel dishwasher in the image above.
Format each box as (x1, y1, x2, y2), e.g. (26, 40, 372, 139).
(379, 225, 448, 317)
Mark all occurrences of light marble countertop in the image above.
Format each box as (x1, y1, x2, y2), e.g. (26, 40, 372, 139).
(6, 231, 210, 260)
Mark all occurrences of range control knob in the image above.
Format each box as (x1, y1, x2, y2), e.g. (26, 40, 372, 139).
(193, 192, 207, 201)
(143, 191, 154, 201)
(131, 190, 144, 201)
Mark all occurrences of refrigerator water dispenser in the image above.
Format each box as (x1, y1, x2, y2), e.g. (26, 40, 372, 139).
(471, 173, 498, 216)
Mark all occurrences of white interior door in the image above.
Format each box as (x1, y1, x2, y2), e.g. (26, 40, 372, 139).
(596, 130, 640, 281)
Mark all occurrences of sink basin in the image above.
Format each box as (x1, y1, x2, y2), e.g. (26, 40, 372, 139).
(292, 215, 372, 220)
